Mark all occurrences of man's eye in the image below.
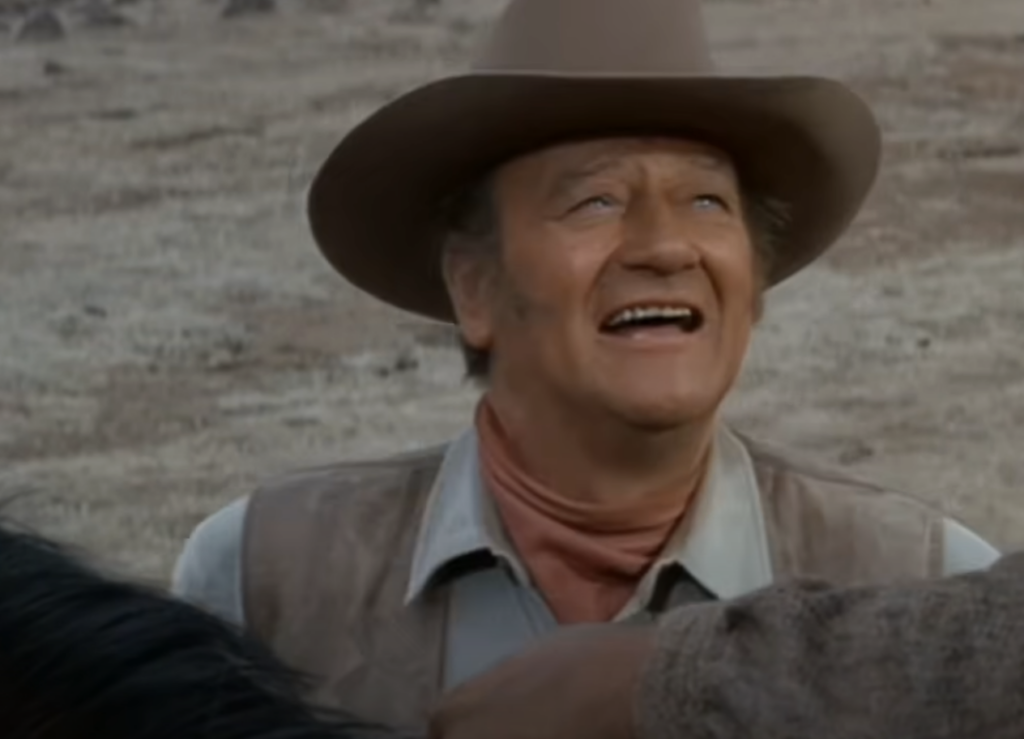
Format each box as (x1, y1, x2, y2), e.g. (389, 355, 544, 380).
(573, 195, 617, 212)
(693, 194, 727, 211)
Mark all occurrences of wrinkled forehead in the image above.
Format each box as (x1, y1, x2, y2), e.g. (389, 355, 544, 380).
(494, 135, 739, 197)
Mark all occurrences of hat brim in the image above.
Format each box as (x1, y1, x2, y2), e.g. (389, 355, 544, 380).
(308, 72, 881, 323)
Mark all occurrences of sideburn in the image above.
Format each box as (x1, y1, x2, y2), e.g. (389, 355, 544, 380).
(490, 263, 560, 333)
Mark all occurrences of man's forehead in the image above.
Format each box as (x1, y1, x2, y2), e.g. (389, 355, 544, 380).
(499, 136, 737, 192)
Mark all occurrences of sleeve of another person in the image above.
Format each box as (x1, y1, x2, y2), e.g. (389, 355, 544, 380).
(635, 553, 1024, 739)
(170, 495, 250, 628)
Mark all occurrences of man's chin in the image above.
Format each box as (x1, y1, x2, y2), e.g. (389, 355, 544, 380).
(609, 396, 717, 434)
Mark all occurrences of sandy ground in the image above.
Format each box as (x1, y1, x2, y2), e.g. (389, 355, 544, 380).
(0, 0, 1022, 583)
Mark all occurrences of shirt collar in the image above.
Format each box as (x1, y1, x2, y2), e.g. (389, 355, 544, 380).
(654, 425, 774, 599)
(404, 423, 774, 605)
(405, 429, 521, 603)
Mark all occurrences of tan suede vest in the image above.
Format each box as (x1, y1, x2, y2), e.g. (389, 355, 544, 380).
(242, 434, 945, 730)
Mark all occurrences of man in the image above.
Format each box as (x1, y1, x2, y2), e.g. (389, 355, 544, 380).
(172, 0, 999, 729)
(431, 551, 1024, 739)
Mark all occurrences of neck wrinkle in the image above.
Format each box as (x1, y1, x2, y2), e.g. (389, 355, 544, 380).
(476, 398, 706, 533)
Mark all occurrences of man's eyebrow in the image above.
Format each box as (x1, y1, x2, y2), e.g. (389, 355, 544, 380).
(688, 153, 732, 173)
(545, 150, 735, 200)
(545, 158, 623, 199)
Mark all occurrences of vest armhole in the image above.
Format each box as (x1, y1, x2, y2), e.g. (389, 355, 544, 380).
(240, 485, 309, 640)
(926, 514, 945, 577)
(240, 487, 270, 639)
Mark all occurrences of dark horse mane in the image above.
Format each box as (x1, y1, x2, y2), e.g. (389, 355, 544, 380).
(0, 515, 416, 739)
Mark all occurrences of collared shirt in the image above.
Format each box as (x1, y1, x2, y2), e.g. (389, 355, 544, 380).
(405, 424, 779, 615)
(171, 423, 1001, 631)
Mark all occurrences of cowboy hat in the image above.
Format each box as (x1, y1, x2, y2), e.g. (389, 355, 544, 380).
(307, 0, 881, 323)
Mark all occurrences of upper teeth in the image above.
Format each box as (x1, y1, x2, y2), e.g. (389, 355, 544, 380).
(606, 305, 695, 328)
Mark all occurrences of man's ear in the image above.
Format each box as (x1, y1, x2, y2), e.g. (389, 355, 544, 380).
(442, 250, 495, 353)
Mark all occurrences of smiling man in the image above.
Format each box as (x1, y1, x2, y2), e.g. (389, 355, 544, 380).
(171, 0, 999, 730)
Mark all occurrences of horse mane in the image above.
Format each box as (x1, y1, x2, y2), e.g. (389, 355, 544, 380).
(0, 515, 417, 739)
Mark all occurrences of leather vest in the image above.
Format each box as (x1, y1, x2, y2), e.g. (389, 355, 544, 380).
(241, 434, 944, 731)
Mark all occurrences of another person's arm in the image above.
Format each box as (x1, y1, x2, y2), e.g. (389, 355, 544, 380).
(432, 553, 1024, 739)
(640, 552, 1024, 739)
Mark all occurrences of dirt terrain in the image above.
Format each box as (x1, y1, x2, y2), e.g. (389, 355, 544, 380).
(1, 0, 1022, 582)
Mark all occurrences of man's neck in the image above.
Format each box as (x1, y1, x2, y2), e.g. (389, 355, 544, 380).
(482, 390, 716, 509)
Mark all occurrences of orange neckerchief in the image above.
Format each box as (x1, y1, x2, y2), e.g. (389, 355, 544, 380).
(476, 398, 698, 624)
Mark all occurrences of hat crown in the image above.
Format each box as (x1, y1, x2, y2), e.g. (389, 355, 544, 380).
(474, 0, 716, 76)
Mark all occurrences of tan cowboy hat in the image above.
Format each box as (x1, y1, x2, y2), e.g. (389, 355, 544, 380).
(307, 0, 881, 323)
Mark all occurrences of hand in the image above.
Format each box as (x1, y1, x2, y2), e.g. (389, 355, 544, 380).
(429, 622, 656, 739)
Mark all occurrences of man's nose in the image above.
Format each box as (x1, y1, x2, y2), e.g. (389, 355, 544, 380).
(618, 198, 701, 275)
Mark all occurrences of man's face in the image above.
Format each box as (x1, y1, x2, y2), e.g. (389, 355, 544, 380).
(450, 136, 761, 430)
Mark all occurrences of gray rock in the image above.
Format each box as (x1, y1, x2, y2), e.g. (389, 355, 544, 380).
(389, 0, 440, 24)
(302, 0, 349, 14)
(74, 0, 131, 28)
(221, 0, 274, 19)
(0, 0, 30, 14)
(42, 58, 70, 75)
(13, 7, 66, 42)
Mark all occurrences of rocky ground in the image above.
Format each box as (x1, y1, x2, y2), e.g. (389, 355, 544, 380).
(1, 0, 1022, 582)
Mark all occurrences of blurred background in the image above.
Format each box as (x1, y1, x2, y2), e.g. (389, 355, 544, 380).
(1, 0, 1022, 583)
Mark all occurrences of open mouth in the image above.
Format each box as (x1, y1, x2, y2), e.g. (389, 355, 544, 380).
(600, 305, 705, 335)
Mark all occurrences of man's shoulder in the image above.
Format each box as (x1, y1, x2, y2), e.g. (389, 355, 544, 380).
(736, 431, 934, 510)
(734, 430, 1000, 576)
(252, 441, 450, 506)
(732, 430, 959, 580)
